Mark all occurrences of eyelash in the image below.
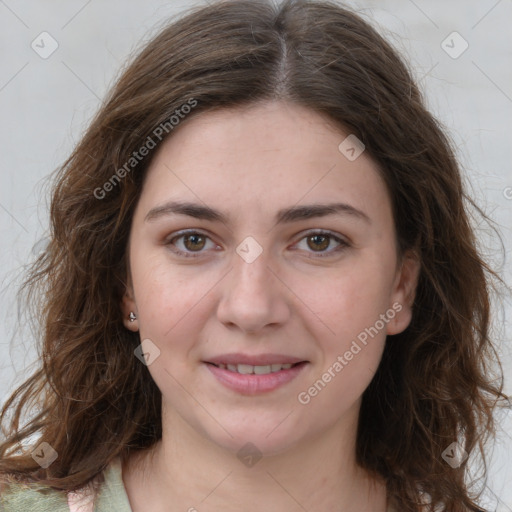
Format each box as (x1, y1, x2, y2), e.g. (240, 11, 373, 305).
(165, 229, 350, 259)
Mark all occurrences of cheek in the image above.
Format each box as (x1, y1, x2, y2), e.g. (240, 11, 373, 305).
(298, 337, 385, 421)
(292, 256, 395, 343)
(130, 255, 222, 372)
(296, 263, 391, 411)
(130, 249, 192, 338)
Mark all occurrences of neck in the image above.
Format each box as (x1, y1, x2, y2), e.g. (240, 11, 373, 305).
(123, 402, 387, 512)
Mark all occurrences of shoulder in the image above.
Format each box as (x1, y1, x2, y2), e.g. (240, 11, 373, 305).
(0, 480, 70, 512)
(94, 457, 133, 510)
(0, 458, 132, 512)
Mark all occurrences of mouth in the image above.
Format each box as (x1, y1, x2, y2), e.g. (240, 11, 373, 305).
(205, 361, 306, 375)
(203, 359, 309, 395)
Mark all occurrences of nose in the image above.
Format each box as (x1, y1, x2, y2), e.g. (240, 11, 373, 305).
(216, 244, 290, 334)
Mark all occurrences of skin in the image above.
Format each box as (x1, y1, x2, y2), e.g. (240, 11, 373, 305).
(120, 100, 420, 512)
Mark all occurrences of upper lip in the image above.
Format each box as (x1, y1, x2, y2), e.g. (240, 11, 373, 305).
(205, 353, 308, 366)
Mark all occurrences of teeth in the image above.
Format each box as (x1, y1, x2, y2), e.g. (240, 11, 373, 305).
(237, 364, 254, 375)
(254, 365, 271, 375)
(215, 363, 296, 374)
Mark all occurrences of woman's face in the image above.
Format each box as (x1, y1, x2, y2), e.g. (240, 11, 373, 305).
(122, 100, 418, 455)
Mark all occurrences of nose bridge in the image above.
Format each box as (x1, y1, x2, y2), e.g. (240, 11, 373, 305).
(216, 235, 289, 332)
(231, 235, 273, 299)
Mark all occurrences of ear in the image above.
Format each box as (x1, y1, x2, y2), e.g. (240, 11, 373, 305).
(386, 249, 420, 335)
(121, 272, 139, 332)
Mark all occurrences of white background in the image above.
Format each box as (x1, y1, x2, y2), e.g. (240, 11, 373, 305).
(0, 0, 510, 509)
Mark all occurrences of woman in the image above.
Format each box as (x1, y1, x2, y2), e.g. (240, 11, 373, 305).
(0, 0, 507, 510)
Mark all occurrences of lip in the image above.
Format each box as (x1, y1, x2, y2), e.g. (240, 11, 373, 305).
(205, 353, 307, 366)
(204, 361, 309, 395)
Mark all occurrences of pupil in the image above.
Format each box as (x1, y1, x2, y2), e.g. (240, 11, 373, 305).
(185, 234, 204, 251)
(309, 235, 328, 251)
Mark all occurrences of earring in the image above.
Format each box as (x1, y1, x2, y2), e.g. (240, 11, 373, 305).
(129, 312, 137, 322)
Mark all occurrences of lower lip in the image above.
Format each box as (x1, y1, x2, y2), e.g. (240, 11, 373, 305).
(205, 362, 308, 395)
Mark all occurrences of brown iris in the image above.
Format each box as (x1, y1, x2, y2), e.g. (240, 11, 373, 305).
(183, 233, 206, 251)
(307, 234, 330, 251)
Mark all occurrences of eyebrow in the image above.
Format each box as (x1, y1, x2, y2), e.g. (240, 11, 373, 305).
(144, 200, 371, 225)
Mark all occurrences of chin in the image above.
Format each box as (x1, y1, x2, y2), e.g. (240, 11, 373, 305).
(203, 421, 305, 459)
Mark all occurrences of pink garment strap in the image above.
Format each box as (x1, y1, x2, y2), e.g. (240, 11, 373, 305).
(67, 487, 95, 512)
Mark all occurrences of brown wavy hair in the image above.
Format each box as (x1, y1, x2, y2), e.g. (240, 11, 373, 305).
(0, 0, 508, 510)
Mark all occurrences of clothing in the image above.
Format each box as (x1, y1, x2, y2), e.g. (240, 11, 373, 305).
(1, 458, 397, 511)
(0, 458, 132, 512)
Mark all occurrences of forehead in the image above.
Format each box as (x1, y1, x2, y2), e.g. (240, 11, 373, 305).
(137, 101, 392, 228)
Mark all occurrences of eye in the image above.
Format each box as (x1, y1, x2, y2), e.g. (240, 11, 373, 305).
(165, 230, 218, 258)
(165, 229, 349, 259)
(292, 230, 349, 257)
